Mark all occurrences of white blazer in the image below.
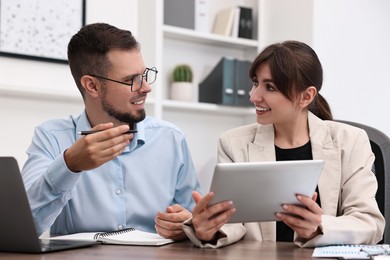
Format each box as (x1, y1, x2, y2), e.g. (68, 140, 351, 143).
(184, 112, 385, 248)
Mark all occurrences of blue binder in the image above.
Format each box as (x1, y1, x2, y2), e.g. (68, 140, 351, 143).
(234, 59, 252, 107)
(199, 57, 235, 106)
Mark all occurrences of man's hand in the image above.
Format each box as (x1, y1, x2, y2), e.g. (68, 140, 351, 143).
(155, 204, 192, 240)
(64, 123, 134, 172)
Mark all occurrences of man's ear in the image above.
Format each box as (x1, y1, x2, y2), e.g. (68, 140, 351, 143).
(80, 75, 100, 98)
(299, 86, 317, 108)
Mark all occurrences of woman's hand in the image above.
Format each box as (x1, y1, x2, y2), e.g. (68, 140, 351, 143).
(191, 191, 236, 242)
(275, 192, 322, 240)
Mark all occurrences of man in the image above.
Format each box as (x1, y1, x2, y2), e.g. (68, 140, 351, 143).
(22, 23, 201, 240)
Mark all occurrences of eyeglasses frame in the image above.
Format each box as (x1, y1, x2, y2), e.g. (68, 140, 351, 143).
(90, 67, 158, 92)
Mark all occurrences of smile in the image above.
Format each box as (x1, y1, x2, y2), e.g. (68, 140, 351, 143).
(132, 100, 145, 105)
(255, 106, 271, 112)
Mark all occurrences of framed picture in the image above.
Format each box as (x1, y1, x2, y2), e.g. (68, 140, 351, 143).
(0, 0, 85, 63)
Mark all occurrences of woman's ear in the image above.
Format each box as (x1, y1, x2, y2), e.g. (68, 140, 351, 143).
(80, 75, 100, 98)
(299, 86, 317, 108)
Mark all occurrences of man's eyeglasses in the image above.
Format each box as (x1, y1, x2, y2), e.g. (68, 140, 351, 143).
(90, 67, 158, 92)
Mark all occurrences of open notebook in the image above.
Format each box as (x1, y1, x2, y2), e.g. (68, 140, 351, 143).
(50, 228, 174, 246)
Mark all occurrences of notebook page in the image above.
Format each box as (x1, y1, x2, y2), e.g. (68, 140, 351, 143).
(98, 230, 174, 246)
(49, 232, 97, 241)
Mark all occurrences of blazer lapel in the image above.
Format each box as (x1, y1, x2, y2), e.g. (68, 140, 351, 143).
(248, 124, 276, 162)
(309, 113, 341, 216)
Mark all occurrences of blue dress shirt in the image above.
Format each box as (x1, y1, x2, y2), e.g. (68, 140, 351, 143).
(22, 111, 201, 235)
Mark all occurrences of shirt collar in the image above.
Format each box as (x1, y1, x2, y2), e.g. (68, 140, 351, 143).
(127, 120, 145, 152)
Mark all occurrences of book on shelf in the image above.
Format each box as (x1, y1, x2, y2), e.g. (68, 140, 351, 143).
(212, 6, 253, 39)
(312, 244, 390, 259)
(198, 57, 252, 107)
(230, 7, 241, 38)
(238, 7, 253, 39)
(212, 7, 237, 36)
(49, 228, 174, 247)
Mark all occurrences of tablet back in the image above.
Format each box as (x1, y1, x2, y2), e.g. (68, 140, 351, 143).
(209, 160, 324, 223)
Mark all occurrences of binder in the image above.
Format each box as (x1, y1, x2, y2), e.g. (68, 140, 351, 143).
(238, 7, 253, 39)
(194, 0, 209, 33)
(164, 0, 195, 29)
(199, 57, 235, 106)
(164, 0, 210, 32)
(234, 59, 252, 107)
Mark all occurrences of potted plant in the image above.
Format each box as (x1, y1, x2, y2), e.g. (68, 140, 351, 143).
(170, 64, 195, 102)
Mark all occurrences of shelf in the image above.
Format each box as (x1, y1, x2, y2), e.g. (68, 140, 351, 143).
(0, 85, 82, 103)
(163, 25, 258, 50)
(162, 99, 253, 116)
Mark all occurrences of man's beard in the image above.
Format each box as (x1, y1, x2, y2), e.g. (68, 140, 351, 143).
(102, 98, 146, 126)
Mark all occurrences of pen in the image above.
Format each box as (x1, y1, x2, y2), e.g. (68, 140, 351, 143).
(78, 130, 138, 135)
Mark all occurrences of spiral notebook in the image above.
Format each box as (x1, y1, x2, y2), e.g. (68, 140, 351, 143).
(312, 244, 390, 259)
(50, 228, 174, 246)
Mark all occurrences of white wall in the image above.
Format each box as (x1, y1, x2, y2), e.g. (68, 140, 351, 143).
(313, 0, 390, 136)
(259, 0, 390, 136)
(0, 0, 138, 167)
(1, 0, 389, 170)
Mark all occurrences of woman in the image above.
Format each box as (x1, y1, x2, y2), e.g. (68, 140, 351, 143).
(183, 41, 384, 248)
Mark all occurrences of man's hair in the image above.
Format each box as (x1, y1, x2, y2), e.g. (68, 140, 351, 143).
(67, 23, 140, 97)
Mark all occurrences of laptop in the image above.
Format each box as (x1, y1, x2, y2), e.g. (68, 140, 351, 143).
(209, 160, 324, 223)
(0, 157, 97, 253)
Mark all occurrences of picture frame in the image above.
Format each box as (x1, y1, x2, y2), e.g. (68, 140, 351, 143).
(0, 0, 86, 64)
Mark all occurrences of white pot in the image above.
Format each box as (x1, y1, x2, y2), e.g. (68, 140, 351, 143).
(170, 82, 194, 102)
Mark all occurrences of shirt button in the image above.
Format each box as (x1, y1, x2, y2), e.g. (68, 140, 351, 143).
(115, 189, 121, 195)
(118, 225, 124, 230)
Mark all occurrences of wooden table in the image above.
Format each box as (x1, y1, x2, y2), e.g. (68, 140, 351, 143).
(0, 240, 319, 259)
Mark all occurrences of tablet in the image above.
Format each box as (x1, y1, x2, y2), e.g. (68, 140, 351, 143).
(209, 160, 324, 223)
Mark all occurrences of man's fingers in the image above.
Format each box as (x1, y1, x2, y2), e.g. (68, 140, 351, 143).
(168, 204, 185, 213)
(91, 122, 114, 131)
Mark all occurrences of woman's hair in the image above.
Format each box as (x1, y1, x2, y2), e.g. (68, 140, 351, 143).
(249, 40, 333, 120)
(67, 23, 140, 97)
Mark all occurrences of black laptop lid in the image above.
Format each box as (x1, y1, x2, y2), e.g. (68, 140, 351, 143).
(0, 157, 42, 252)
(0, 157, 96, 253)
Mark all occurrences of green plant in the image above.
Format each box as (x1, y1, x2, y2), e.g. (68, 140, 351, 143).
(172, 64, 193, 82)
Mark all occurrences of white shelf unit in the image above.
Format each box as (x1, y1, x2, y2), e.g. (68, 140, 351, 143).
(162, 99, 253, 116)
(138, 0, 260, 188)
(163, 25, 258, 49)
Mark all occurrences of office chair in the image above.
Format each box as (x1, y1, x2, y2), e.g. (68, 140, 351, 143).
(336, 120, 390, 244)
